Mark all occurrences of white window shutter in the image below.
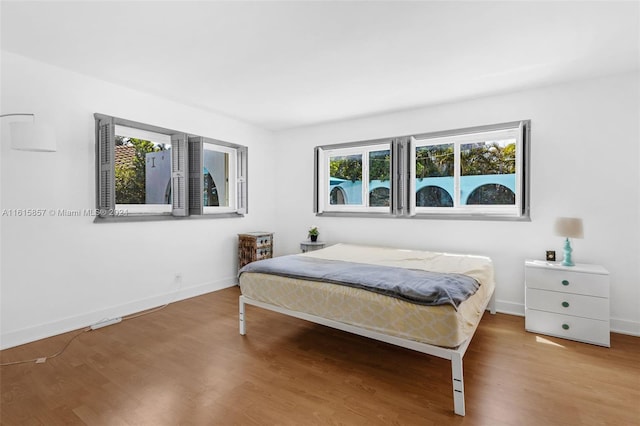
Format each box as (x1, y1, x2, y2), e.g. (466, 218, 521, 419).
(171, 133, 189, 216)
(237, 146, 248, 214)
(188, 136, 203, 215)
(96, 116, 115, 216)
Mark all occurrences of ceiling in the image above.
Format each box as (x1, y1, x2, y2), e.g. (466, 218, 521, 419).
(1, 1, 638, 131)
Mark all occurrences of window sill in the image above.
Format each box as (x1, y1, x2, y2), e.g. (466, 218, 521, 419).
(316, 211, 530, 221)
(411, 212, 531, 222)
(93, 212, 244, 223)
(316, 211, 395, 219)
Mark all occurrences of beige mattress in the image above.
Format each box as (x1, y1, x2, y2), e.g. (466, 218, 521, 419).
(239, 243, 495, 348)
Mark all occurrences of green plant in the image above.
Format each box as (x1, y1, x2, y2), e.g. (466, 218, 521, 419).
(308, 226, 319, 237)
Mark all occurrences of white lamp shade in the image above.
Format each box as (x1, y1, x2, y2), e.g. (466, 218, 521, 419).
(554, 217, 584, 239)
(10, 121, 57, 152)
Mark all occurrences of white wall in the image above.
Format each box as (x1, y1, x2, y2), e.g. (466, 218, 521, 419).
(0, 52, 277, 349)
(273, 72, 640, 335)
(1, 51, 637, 350)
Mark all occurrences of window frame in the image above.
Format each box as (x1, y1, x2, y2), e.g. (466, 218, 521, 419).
(410, 125, 524, 217)
(314, 120, 530, 221)
(315, 139, 393, 215)
(94, 113, 248, 222)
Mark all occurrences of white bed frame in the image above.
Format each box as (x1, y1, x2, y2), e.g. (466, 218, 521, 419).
(239, 289, 496, 417)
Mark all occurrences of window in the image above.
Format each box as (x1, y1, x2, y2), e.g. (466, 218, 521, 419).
(314, 121, 529, 220)
(114, 125, 172, 214)
(410, 125, 525, 217)
(316, 142, 391, 213)
(202, 142, 236, 213)
(95, 114, 247, 220)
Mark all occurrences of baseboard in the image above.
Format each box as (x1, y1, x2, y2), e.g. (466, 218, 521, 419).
(610, 318, 640, 337)
(0, 277, 238, 350)
(495, 300, 524, 317)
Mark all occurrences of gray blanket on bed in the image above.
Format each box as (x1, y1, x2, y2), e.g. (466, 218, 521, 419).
(239, 255, 480, 309)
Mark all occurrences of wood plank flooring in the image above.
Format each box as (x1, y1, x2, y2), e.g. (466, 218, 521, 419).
(1, 286, 638, 425)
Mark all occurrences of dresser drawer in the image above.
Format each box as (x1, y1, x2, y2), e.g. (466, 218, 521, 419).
(255, 247, 272, 260)
(256, 235, 272, 248)
(525, 266, 608, 297)
(525, 288, 609, 320)
(525, 309, 610, 347)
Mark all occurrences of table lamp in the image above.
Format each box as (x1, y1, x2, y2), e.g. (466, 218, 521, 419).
(554, 217, 584, 266)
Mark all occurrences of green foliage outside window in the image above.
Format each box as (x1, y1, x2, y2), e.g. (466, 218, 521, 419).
(369, 150, 390, 181)
(329, 150, 391, 182)
(329, 155, 362, 182)
(416, 144, 454, 179)
(114, 136, 167, 204)
(416, 141, 515, 179)
(461, 142, 515, 176)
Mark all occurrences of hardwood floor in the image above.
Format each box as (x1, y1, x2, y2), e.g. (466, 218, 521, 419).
(1, 286, 638, 425)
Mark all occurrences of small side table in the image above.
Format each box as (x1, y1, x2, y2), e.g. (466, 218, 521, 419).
(300, 241, 325, 253)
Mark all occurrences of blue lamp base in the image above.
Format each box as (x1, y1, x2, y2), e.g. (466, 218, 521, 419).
(562, 237, 575, 266)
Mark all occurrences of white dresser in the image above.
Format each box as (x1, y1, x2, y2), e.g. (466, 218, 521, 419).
(524, 260, 610, 347)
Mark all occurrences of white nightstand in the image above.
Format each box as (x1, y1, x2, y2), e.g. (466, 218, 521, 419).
(524, 260, 610, 347)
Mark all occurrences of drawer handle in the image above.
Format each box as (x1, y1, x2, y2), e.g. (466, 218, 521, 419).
(562, 324, 570, 330)
(561, 280, 570, 286)
(562, 301, 570, 308)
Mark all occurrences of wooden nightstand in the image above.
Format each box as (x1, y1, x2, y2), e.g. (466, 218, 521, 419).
(300, 241, 325, 253)
(238, 232, 273, 269)
(524, 260, 610, 347)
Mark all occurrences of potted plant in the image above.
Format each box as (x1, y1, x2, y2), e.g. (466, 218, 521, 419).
(308, 226, 319, 242)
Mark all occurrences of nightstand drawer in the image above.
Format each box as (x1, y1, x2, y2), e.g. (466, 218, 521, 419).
(525, 267, 608, 297)
(525, 288, 609, 320)
(525, 309, 610, 347)
(256, 235, 272, 247)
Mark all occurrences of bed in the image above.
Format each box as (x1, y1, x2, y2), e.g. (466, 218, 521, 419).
(238, 243, 496, 416)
